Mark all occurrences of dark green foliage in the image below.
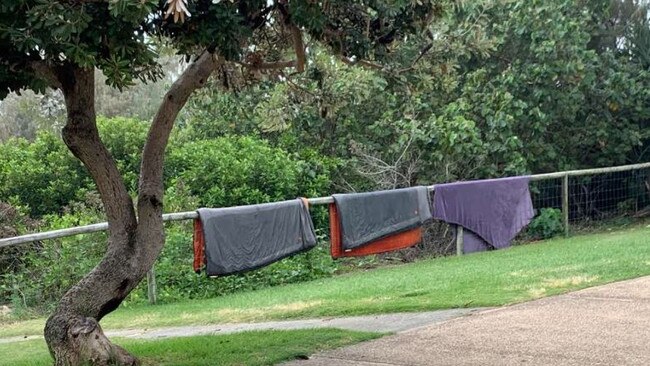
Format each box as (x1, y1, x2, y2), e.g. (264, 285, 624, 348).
(0, 117, 147, 217)
(2, 0, 649, 314)
(97, 117, 149, 192)
(0, 0, 163, 95)
(1, 0, 440, 96)
(183, 0, 650, 189)
(528, 208, 565, 240)
(166, 136, 334, 207)
(0, 193, 107, 314)
(0, 202, 40, 310)
(0, 132, 90, 217)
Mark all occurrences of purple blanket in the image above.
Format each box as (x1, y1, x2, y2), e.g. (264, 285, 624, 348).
(434, 176, 535, 253)
(460, 228, 491, 253)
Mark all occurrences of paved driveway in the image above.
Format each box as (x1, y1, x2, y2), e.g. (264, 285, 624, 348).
(286, 276, 650, 365)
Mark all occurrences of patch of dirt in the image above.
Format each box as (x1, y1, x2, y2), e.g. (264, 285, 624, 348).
(525, 275, 600, 298)
(527, 288, 547, 298)
(543, 275, 600, 289)
(203, 301, 325, 323)
(265, 301, 324, 312)
(0, 305, 11, 317)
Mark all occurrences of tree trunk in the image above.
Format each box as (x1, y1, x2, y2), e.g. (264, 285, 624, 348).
(43, 53, 221, 365)
(44, 65, 141, 366)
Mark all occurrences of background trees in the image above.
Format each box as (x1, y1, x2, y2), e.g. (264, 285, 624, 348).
(182, 0, 650, 186)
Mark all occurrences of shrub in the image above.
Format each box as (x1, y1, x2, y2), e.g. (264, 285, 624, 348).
(165, 136, 334, 208)
(0, 193, 107, 313)
(528, 208, 564, 239)
(2, 135, 338, 311)
(0, 117, 148, 217)
(0, 133, 90, 217)
(97, 116, 149, 192)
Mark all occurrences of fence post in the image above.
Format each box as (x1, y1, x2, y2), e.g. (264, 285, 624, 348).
(562, 173, 569, 236)
(456, 225, 464, 255)
(146, 268, 157, 305)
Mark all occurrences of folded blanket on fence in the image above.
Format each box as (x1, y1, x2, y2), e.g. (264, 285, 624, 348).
(329, 203, 424, 258)
(194, 198, 317, 276)
(330, 186, 432, 258)
(433, 176, 534, 253)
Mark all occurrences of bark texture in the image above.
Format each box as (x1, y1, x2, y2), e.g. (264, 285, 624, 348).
(43, 53, 221, 365)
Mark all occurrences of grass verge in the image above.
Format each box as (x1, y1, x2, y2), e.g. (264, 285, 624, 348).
(2, 224, 649, 339)
(0, 328, 381, 366)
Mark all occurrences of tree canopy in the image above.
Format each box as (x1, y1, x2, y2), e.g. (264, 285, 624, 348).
(183, 0, 650, 187)
(1, 0, 440, 96)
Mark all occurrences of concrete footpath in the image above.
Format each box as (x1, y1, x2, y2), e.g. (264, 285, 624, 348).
(0, 308, 482, 344)
(285, 276, 650, 366)
(105, 308, 480, 339)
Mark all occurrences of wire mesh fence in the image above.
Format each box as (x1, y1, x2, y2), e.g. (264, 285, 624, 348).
(530, 178, 564, 214)
(528, 166, 650, 229)
(567, 167, 650, 224)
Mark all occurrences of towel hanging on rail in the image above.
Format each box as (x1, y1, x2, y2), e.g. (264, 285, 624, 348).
(193, 198, 317, 276)
(329, 186, 432, 258)
(433, 176, 534, 253)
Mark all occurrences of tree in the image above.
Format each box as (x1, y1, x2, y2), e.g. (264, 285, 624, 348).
(0, 0, 439, 364)
(183, 0, 650, 183)
(0, 89, 65, 141)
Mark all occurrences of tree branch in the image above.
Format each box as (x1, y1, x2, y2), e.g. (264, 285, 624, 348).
(290, 24, 306, 73)
(280, 71, 316, 96)
(340, 56, 384, 70)
(58, 66, 136, 240)
(396, 42, 433, 74)
(237, 1, 306, 73)
(135, 50, 222, 278)
(237, 60, 297, 70)
(138, 51, 222, 205)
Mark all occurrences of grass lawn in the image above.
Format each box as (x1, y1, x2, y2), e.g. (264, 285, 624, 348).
(1, 224, 649, 339)
(0, 328, 381, 366)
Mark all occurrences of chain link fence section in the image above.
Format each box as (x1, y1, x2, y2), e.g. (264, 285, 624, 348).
(567, 167, 650, 225)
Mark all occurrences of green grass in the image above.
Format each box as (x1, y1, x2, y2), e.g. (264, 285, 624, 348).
(0, 328, 381, 366)
(2, 225, 650, 339)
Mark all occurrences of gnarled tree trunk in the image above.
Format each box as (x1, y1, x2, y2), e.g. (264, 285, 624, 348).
(43, 53, 221, 366)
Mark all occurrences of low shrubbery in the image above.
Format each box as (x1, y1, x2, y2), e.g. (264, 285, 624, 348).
(0, 118, 338, 313)
(528, 208, 565, 240)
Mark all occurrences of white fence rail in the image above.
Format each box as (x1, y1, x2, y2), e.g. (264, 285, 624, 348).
(3, 162, 649, 249)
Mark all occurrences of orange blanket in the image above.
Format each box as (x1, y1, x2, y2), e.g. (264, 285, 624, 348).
(193, 218, 205, 273)
(329, 203, 422, 258)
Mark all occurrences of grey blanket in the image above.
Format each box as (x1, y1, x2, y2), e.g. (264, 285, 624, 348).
(197, 199, 317, 276)
(332, 186, 432, 250)
(433, 176, 534, 253)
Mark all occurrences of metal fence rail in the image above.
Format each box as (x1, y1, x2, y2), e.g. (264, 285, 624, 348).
(3, 162, 649, 249)
(2, 161, 649, 304)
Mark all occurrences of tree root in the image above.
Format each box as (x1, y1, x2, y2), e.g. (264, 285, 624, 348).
(46, 315, 139, 366)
